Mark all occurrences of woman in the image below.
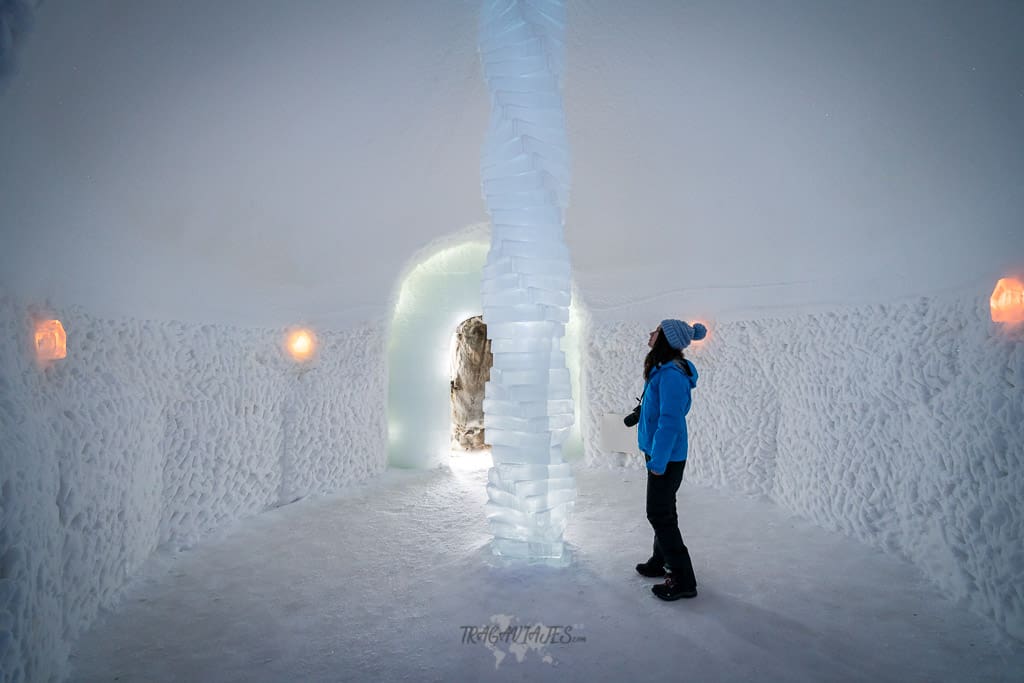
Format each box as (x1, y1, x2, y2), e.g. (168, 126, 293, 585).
(635, 319, 706, 600)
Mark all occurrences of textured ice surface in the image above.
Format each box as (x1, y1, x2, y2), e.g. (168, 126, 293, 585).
(0, 293, 387, 683)
(5, 282, 1021, 683)
(583, 290, 1024, 640)
(478, 0, 577, 561)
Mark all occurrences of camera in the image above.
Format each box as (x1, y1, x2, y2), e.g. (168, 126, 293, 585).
(623, 397, 642, 427)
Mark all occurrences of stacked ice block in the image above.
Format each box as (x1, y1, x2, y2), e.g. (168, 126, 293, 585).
(478, 0, 576, 562)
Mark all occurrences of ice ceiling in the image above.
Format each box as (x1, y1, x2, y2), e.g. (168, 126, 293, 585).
(0, 0, 1021, 326)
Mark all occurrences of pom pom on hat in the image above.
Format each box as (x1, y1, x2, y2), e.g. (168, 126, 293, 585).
(660, 319, 707, 350)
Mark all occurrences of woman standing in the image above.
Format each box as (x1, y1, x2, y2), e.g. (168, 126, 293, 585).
(634, 319, 706, 600)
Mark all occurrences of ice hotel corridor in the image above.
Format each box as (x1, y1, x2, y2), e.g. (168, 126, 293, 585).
(2, 0, 1024, 681)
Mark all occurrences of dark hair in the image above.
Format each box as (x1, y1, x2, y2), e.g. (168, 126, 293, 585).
(644, 328, 689, 381)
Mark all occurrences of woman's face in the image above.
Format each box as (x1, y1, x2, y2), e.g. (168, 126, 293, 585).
(648, 326, 660, 349)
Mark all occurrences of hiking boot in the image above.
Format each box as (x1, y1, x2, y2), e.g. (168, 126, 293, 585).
(652, 573, 697, 600)
(635, 559, 666, 578)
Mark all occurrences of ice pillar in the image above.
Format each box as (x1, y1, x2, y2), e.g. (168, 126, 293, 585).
(478, 0, 576, 562)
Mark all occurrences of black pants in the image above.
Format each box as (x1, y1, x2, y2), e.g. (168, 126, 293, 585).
(646, 458, 697, 589)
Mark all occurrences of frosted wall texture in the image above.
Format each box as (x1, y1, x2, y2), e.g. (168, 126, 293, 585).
(584, 290, 1024, 640)
(479, 0, 577, 562)
(0, 293, 386, 683)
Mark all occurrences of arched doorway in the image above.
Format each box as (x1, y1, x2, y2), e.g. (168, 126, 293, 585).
(387, 232, 587, 469)
(387, 239, 489, 469)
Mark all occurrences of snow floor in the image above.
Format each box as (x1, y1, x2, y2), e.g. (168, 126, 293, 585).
(69, 455, 1024, 682)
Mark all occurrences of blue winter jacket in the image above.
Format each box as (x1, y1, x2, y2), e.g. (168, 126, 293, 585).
(637, 359, 698, 475)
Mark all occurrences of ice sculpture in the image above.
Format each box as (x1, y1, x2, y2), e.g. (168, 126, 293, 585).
(478, 0, 577, 563)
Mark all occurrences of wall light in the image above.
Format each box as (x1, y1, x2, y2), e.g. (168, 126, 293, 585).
(286, 328, 317, 361)
(34, 319, 67, 361)
(990, 278, 1024, 324)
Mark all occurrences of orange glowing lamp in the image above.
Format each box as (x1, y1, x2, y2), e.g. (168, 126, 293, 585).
(286, 328, 317, 361)
(35, 319, 67, 361)
(990, 278, 1024, 324)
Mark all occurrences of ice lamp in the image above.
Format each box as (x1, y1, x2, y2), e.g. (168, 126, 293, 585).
(34, 319, 67, 361)
(286, 328, 316, 361)
(990, 278, 1024, 324)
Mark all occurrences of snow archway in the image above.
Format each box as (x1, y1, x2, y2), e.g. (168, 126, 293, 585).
(388, 240, 489, 469)
(387, 234, 585, 470)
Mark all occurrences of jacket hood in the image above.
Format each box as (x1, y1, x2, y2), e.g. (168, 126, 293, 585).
(651, 358, 698, 389)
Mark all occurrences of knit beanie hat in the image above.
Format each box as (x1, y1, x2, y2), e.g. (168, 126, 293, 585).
(660, 319, 707, 350)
